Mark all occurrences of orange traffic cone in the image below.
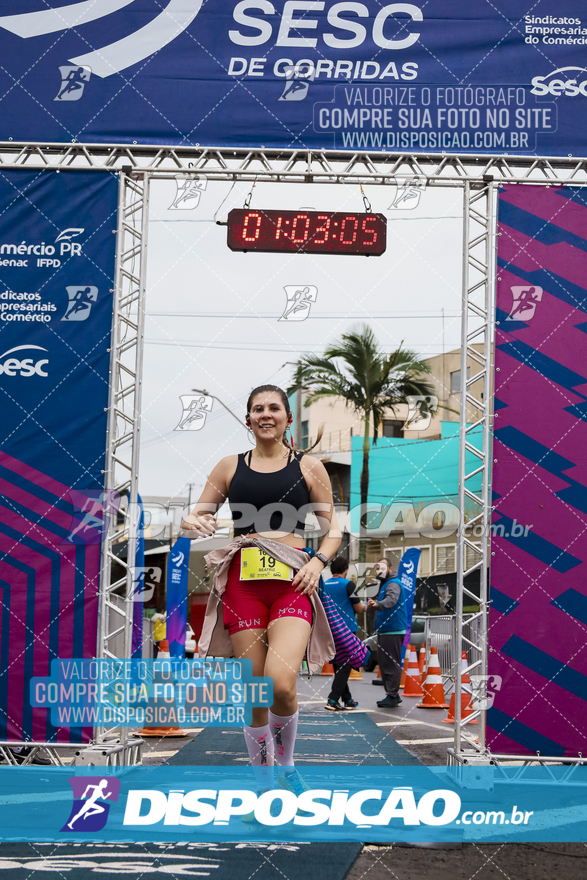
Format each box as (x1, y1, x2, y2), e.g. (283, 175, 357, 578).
(349, 667, 363, 680)
(320, 662, 335, 675)
(460, 651, 471, 685)
(418, 645, 427, 683)
(402, 646, 423, 698)
(372, 665, 384, 686)
(442, 651, 478, 724)
(399, 650, 410, 690)
(138, 640, 186, 738)
(417, 647, 448, 708)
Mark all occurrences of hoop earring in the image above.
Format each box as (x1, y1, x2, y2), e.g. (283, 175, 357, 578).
(247, 427, 256, 445)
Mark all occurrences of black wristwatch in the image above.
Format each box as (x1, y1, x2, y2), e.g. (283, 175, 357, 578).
(315, 552, 329, 568)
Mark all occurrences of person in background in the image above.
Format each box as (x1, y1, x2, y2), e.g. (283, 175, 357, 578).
(151, 604, 166, 658)
(367, 558, 407, 709)
(323, 556, 366, 711)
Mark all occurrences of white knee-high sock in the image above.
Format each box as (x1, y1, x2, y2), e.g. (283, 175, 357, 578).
(243, 724, 274, 790)
(269, 709, 299, 767)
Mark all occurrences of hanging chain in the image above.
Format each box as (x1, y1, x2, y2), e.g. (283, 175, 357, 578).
(243, 176, 258, 208)
(360, 184, 372, 212)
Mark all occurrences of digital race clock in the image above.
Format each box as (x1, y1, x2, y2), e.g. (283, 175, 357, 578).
(227, 209, 387, 256)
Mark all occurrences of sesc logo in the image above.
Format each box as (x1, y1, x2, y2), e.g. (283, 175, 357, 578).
(531, 66, 587, 97)
(0, 344, 48, 377)
(0, 1, 204, 78)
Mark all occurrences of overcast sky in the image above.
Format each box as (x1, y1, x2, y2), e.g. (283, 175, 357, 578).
(139, 178, 463, 502)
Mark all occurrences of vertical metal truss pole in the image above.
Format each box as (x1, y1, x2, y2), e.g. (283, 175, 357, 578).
(96, 171, 149, 745)
(455, 179, 495, 758)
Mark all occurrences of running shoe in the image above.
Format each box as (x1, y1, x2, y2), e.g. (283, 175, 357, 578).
(277, 767, 311, 797)
(242, 788, 274, 824)
(343, 699, 359, 710)
(324, 698, 344, 711)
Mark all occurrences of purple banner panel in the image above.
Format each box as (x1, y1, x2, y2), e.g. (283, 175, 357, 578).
(0, 453, 103, 743)
(489, 185, 587, 757)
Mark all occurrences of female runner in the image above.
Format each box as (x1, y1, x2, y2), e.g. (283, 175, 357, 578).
(182, 384, 341, 796)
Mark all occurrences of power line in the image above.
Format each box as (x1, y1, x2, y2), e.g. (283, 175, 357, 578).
(145, 340, 459, 353)
(147, 311, 460, 319)
(149, 215, 462, 223)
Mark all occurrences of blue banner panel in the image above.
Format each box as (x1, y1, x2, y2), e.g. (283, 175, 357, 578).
(0, 170, 119, 743)
(0, 1, 586, 154)
(166, 537, 191, 659)
(0, 766, 586, 842)
(131, 494, 145, 659)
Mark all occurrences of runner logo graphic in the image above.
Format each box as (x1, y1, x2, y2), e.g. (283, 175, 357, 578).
(62, 490, 121, 546)
(279, 286, 318, 321)
(61, 286, 98, 322)
(54, 65, 91, 101)
(388, 177, 426, 210)
(170, 176, 208, 210)
(505, 285, 543, 322)
(279, 63, 315, 102)
(404, 394, 438, 431)
(470, 674, 502, 710)
(62, 777, 121, 832)
(131, 566, 162, 603)
(174, 394, 213, 431)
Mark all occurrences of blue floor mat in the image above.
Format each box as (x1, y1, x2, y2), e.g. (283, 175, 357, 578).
(166, 711, 422, 766)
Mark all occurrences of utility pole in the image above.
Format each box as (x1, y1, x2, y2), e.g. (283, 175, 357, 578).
(295, 361, 303, 448)
(284, 361, 305, 448)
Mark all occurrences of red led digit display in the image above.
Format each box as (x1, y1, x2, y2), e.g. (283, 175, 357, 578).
(227, 209, 387, 256)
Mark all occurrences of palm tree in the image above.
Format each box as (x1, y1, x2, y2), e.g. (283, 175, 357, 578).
(290, 325, 435, 565)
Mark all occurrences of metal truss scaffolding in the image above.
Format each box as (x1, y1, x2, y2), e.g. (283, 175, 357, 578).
(451, 180, 494, 761)
(3, 141, 587, 185)
(3, 143, 586, 765)
(96, 170, 149, 760)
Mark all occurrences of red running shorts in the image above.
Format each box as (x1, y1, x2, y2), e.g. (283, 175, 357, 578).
(222, 549, 312, 635)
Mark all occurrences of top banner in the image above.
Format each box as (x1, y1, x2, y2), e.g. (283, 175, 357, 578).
(0, 1, 585, 154)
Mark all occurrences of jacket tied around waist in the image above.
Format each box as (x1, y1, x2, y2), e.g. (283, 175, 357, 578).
(197, 534, 336, 674)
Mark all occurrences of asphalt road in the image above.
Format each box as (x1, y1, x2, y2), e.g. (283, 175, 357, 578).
(348, 842, 587, 880)
(296, 668, 458, 765)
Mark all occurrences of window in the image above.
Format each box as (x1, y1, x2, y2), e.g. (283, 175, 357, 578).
(301, 420, 309, 447)
(450, 367, 471, 394)
(384, 547, 403, 574)
(418, 546, 431, 576)
(382, 419, 404, 438)
(412, 546, 431, 577)
(435, 544, 456, 575)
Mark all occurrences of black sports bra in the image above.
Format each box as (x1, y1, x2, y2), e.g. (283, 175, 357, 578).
(228, 450, 311, 536)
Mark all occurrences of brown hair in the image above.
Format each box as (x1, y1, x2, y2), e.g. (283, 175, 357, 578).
(246, 384, 323, 453)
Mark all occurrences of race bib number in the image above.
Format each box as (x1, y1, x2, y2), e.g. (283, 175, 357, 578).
(240, 548, 293, 581)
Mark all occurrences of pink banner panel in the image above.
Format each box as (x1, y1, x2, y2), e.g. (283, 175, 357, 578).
(489, 185, 587, 757)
